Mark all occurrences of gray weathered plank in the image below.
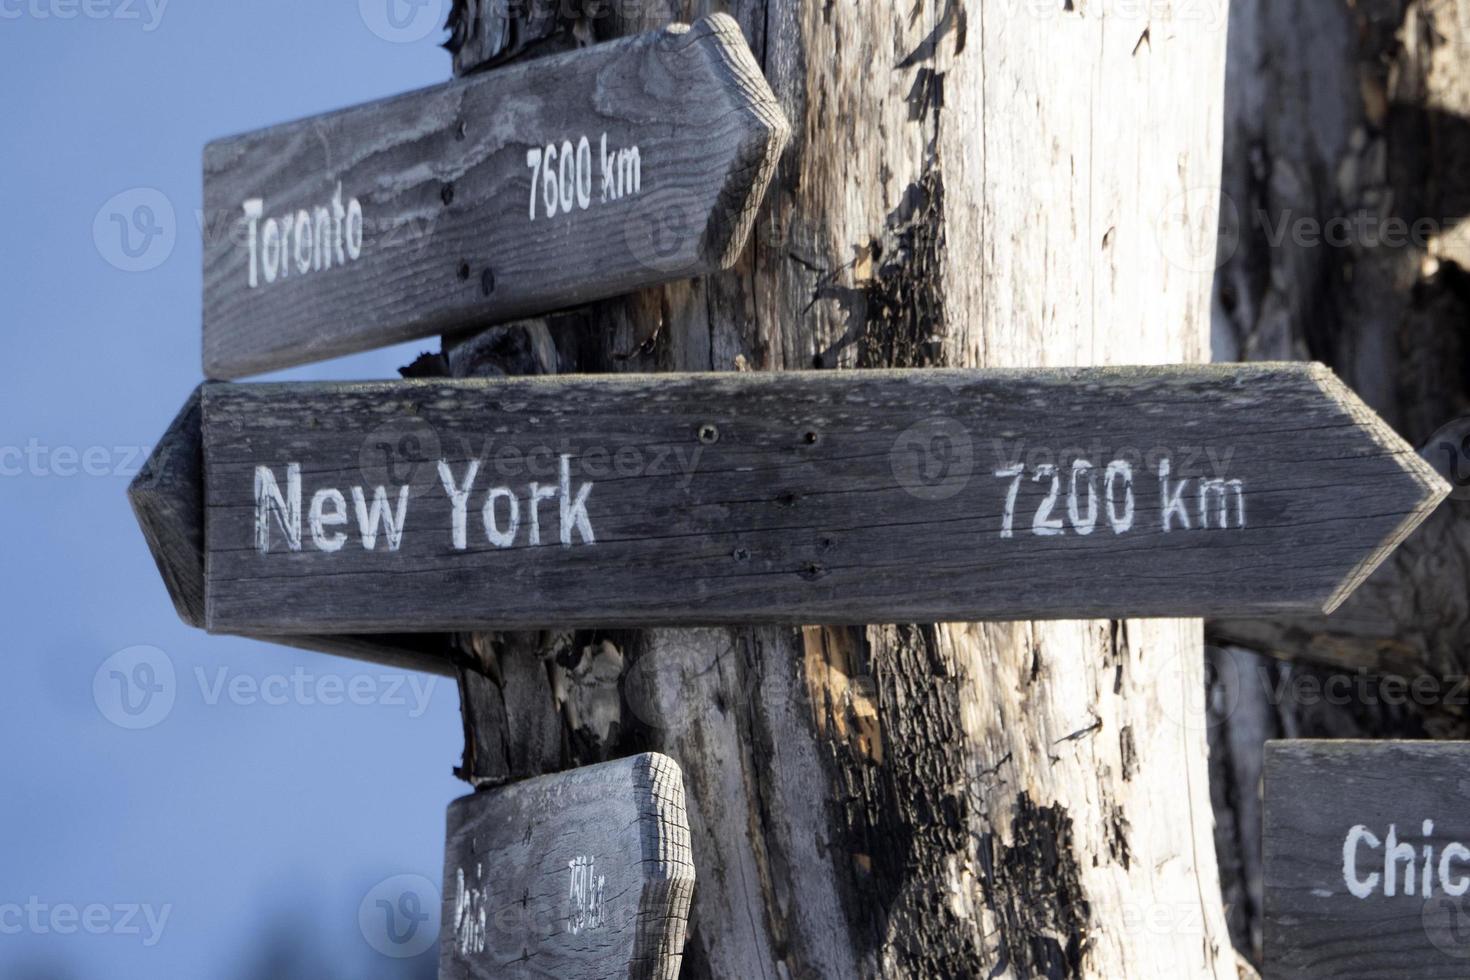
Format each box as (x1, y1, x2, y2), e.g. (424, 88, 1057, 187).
(201, 14, 789, 379)
(127, 389, 454, 676)
(185, 362, 1447, 633)
(1265, 740, 1470, 978)
(439, 753, 694, 980)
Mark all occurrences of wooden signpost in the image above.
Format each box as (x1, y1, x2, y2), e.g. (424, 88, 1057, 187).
(201, 14, 788, 379)
(440, 753, 694, 980)
(127, 4, 1466, 974)
(131, 362, 1446, 639)
(1265, 741, 1470, 978)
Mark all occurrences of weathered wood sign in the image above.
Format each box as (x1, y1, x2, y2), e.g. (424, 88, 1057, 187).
(201, 13, 788, 379)
(127, 390, 453, 676)
(440, 753, 694, 980)
(132, 363, 1446, 637)
(1265, 741, 1470, 978)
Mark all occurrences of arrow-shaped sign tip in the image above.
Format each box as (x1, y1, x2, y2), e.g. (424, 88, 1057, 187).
(128, 386, 206, 629)
(683, 13, 792, 271)
(1310, 364, 1451, 614)
(130, 386, 458, 674)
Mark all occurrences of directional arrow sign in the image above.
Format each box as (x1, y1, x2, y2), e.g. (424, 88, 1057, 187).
(135, 363, 1446, 636)
(440, 754, 694, 980)
(1266, 741, 1470, 978)
(201, 13, 788, 379)
(127, 389, 452, 675)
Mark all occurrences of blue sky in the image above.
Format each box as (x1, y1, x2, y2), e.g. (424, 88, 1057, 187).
(0, 3, 467, 976)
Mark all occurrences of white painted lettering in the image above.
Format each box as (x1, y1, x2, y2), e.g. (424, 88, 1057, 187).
(527, 482, 557, 546)
(995, 464, 1025, 539)
(241, 186, 364, 288)
(576, 136, 592, 210)
(1159, 459, 1190, 531)
(309, 488, 348, 552)
(292, 208, 312, 274)
(331, 183, 347, 266)
(1443, 843, 1470, 897)
(312, 205, 332, 272)
(559, 455, 595, 547)
(1385, 824, 1416, 897)
(352, 485, 410, 551)
(543, 142, 559, 218)
(529, 131, 641, 221)
(1337, 822, 1470, 900)
(482, 487, 520, 548)
(1344, 825, 1382, 899)
(261, 217, 281, 283)
(1199, 478, 1246, 529)
(254, 464, 301, 553)
(1068, 460, 1098, 535)
(600, 133, 614, 202)
(455, 865, 488, 956)
(568, 855, 605, 935)
(1105, 460, 1134, 533)
(438, 460, 480, 550)
(345, 196, 363, 260)
(1031, 464, 1064, 536)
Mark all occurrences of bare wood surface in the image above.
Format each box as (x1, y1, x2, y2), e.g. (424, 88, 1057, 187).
(439, 753, 694, 979)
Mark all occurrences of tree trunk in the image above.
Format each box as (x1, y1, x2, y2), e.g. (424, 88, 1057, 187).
(1210, 0, 1470, 679)
(1206, 0, 1470, 966)
(441, 1, 1240, 976)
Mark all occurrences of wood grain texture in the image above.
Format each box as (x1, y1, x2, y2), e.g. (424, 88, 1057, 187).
(438, 1, 1247, 977)
(439, 753, 693, 979)
(197, 364, 1445, 634)
(201, 13, 788, 379)
(128, 389, 455, 676)
(1265, 741, 1470, 978)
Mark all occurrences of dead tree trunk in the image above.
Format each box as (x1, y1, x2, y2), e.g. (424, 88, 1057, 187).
(1205, 0, 1470, 966)
(439, 2, 1240, 976)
